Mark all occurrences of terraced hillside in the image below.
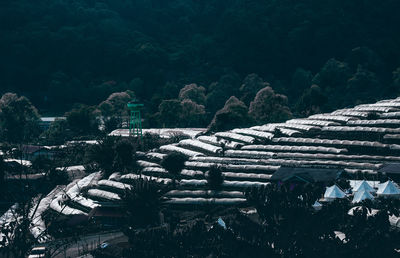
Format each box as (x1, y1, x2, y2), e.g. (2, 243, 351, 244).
(49, 97, 400, 215)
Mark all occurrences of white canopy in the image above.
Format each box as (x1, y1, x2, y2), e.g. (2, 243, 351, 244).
(352, 190, 374, 203)
(377, 181, 400, 196)
(353, 180, 376, 193)
(324, 185, 346, 199)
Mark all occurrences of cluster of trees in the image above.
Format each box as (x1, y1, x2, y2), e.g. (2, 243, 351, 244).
(0, 0, 399, 123)
(154, 73, 293, 131)
(99, 182, 400, 257)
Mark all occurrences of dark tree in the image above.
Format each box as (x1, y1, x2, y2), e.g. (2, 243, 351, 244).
(122, 178, 168, 227)
(161, 152, 188, 183)
(249, 87, 292, 124)
(0, 93, 40, 143)
(205, 165, 224, 190)
(66, 105, 99, 136)
(113, 138, 136, 173)
(208, 96, 253, 132)
(87, 137, 116, 177)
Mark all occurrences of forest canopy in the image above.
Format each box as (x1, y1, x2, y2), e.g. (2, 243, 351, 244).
(0, 0, 399, 125)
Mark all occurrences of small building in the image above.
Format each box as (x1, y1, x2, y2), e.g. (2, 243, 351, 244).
(39, 117, 66, 130)
(21, 145, 54, 161)
(270, 167, 343, 185)
(378, 163, 400, 182)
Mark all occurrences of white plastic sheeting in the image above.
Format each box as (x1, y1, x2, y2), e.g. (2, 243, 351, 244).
(322, 126, 400, 134)
(87, 189, 121, 202)
(197, 135, 243, 149)
(347, 119, 400, 127)
(165, 197, 247, 205)
(225, 150, 276, 159)
(331, 109, 370, 118)
(275, 152, 400, 162)
(353, 105, 398, 113)
(308, 114, 358, 123)
(190, 156, 269, 165)
(260, 158, 381, 170)
(242, 144, 347, 154)
(49, 172, 101, 216)
(215, 132, 255, 144)
(65, 172, 101, 210)
(137, 160, 161, 168)
(108, 172, 121, 181)
(97, 179, 132, 192)
(120, 173, 172, 184)
(110, 128, 206, 139)
(222, 172, 272, 181)
(286, 119, 341, 127)
(271, 137, 388, 149)
(159, 144, 205, 157)
(49, 194, 88, 216)
(179, 139, 223, 154)
(165, 190, 244, 198)
(252, 125, 302, 136)
(145, 152, 166, 161)
(185, 160, 279, 172)
(231, 128, 274, 140)
(179, 179, 269, 189)
(0, 203, 19, 247)
(379, 112, 400, 119)
(29, 187, 63, 242)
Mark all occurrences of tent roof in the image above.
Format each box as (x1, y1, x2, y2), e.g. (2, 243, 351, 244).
(353, 180, 376, 193)
(377, 181, 400, 195)
(324, 185, 346, 199)
(352, 190, 374, 203)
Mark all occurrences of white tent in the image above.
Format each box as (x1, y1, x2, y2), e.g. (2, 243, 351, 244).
(353, 180, 376, 193)
(348, 206, 379, 216)
(376, 180, 400, 197)
(352, 190, 374, 203)
(312, 201, 323, 211)
(324, 185, 346, 200)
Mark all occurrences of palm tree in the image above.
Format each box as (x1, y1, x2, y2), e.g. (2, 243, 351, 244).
(122, 178, 169, 227)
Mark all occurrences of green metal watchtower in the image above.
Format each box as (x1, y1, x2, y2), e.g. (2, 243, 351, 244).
(127, 100, 144, 138)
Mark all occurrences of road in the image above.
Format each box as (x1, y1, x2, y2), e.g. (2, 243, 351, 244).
(49, 231, 125, 258)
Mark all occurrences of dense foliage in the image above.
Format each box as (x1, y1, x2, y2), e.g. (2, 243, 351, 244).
(0, 0, 399, 122)
(122, 178, 168, 227)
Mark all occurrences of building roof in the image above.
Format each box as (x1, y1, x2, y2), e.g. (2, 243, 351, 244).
(271, 167, 342, 183)
(378, 163, 400, 174)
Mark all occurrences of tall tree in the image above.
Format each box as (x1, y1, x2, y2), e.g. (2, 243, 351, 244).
(249, 87, 292, 124)
(208, 96, 253, 132)
(0, 93, 40, 143)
